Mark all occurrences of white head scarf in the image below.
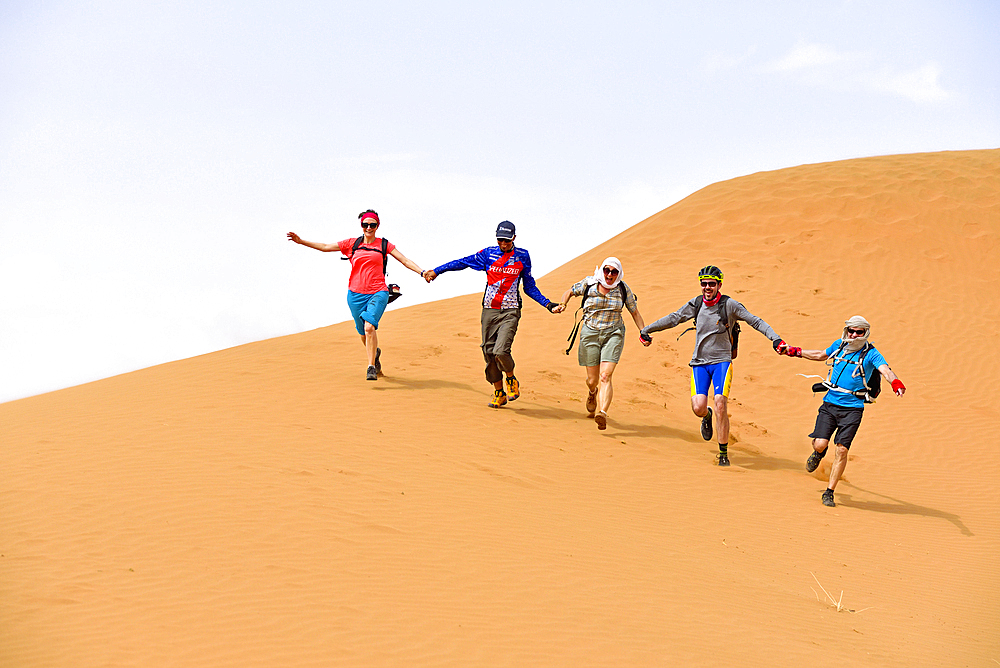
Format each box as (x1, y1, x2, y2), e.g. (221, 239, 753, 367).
(589, 256, 623, 290)
(841, 315, 871, 352)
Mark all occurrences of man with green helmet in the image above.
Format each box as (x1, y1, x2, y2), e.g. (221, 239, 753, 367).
(640, 265, 788, 466)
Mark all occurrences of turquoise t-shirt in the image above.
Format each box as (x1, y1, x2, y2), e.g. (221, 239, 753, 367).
(823, 340, 887, 408)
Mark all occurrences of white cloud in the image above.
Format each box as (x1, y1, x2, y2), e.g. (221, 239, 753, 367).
(764, 42, 952, 104)
(702, 46, 758, 73)
(863, 62, 951, 104)
(767, 42, 857, 72)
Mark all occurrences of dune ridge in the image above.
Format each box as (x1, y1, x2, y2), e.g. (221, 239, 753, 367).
(2, 149, 998, 667)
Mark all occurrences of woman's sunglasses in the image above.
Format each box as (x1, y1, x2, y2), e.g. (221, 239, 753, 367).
(361, 222, 379, 229)
(603, 267, 619, 276)
(846, 328, 867, 335)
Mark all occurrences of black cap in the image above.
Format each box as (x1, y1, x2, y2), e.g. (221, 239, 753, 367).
(495, 221, 516, 240)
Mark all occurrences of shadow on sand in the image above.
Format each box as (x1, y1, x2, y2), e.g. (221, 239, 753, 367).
(506, 404, 590, 421)
(371, 376, 478, 393)
(836, 486, 973, 537)
(606, 421, 705, 443)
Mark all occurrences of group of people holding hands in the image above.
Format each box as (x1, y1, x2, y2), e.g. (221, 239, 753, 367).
(288, 213, 906, 508)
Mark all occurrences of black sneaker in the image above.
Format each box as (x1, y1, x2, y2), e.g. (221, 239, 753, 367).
(806, 449, 826, 473)
(366, 365, 377, 381)
(701, 408, 713, 441)
(717, 452, 730, 467)
(374, 348, 382, 375)
(822, 489, 836, 507)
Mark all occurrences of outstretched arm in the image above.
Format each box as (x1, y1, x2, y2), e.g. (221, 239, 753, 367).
(731, 300, 780, 341)
(287, 232, 339, 252)
(389, 248, 424, 276)
(628, 307, 646, 332)
(879, 364, 906, 396)
(775, 343, 827, 360)
(641, 300, 696, 336)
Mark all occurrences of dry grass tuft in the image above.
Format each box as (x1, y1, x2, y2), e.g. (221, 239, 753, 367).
(810, 572, 873, 614)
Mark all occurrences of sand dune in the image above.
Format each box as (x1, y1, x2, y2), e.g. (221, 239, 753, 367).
(2, 149, 998, 667)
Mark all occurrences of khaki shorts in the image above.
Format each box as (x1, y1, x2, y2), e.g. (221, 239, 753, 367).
(578, 324, 625, 366)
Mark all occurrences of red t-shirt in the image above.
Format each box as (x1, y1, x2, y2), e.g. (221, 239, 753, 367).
(338, 237, 396, 294)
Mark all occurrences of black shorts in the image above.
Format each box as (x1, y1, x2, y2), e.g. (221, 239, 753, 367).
(809, 402, 864, 449)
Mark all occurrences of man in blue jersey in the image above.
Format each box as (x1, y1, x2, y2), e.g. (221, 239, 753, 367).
(779, 316, 906, 507)
(424, 221, 564, 408)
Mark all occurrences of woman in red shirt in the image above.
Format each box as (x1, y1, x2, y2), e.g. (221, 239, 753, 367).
(288, 210, 425, 380)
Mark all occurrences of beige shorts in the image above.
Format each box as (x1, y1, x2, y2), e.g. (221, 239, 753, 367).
(578, 324, 625, 366)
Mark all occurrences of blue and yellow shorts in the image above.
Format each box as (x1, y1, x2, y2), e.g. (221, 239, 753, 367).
(690, 361, 733, 398)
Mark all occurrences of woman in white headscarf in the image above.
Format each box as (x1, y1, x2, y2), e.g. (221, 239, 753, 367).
(558, 257, 647, 430)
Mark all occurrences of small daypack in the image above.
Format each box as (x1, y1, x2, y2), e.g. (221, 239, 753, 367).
(349, 236, 389, 275)
(811, 341, 881, 403)
(343, 237, 401, 303)
(679, 295, 741, 358)
(564, 281, 631, 355)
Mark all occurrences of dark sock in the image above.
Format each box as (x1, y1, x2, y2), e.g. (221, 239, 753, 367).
(719, 442, 728, 454)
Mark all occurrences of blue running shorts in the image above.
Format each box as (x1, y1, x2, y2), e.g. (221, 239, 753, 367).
(690, 361, 733, 398)
(347, 290, 390, 336)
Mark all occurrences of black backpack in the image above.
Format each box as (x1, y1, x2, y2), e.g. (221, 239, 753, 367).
(348, 236, 389, 275)
(683, 295, 741, 358)
(582, 281, 628, 307)
(564, 281, 631, 355)
(813, 341, 881, 402)
(343, 236, 402, 303)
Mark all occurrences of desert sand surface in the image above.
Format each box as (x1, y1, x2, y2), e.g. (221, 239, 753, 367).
(2, 149, 998, 667)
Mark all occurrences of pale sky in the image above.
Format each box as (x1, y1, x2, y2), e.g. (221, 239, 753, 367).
(2, 1, 998, 402)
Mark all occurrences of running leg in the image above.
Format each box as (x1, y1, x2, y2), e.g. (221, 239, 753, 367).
(828, 444, 849, 490)
(598, 361, 617, 415)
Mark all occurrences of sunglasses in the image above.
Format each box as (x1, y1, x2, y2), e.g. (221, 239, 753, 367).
(846, 328, 867, 335)
(700, 281, 718, 288)
(361, 221, 379, 229)
(497, 238, 513, 244)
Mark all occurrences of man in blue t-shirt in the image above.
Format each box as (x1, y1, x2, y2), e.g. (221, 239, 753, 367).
(779, 316, 906, 507)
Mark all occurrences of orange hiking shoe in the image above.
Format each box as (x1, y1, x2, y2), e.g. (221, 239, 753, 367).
(505, 376, 520, 401)
(488, 389, 508, 409)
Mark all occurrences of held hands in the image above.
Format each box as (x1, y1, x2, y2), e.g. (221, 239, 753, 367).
(639, 332, 652, 347)
(422, 269, 437, 283)
(891, 378, 906, 396)
(547, 302, 566, 314)
(773, 339, 802, 357)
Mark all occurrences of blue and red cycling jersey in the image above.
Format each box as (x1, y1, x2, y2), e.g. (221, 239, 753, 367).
(433, 245, 552, 310)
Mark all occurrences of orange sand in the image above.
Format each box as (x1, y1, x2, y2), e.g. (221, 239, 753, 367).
(2, 149, 998, 667)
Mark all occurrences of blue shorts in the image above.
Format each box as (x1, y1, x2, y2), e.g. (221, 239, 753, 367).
(347, 290, 390, 336)
(690, 362, 733, 398)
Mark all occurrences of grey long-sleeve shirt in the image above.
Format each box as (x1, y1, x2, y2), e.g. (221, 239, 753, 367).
(641, 296, 780, 366)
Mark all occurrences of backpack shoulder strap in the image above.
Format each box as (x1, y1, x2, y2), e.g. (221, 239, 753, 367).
(381, 238, 389, 275)
(690, 295, 703, 322)
(717, 295, 731, 327)
(618, 282, 628, 304)
(351, 236, 364, 256)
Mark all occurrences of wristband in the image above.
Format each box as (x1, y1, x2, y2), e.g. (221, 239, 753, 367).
(773, 339, 786, 353)
(787, 346, 802, 357)
(891, 379, 905, 393)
